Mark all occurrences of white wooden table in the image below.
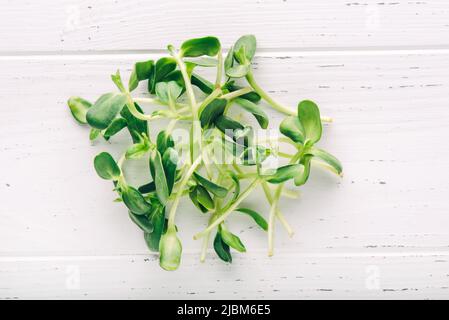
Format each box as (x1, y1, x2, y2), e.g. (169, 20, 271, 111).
(1, 0, 449, 299)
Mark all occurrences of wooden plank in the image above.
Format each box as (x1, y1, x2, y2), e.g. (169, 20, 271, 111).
(1, 252, 448, 299)
(0, 51, 448, 260)
(1, 0, 449, 53)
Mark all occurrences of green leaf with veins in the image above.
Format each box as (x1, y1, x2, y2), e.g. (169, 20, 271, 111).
(129, 60, 154, 92)
(294, 155, 312, 186)
(67, 96, 92, 124)
(184, 57, 218, 67)
(155, 81, 183, 104)
(122, 186, 152, 215)
(226, 64, 250, 78)
(308, 148, 342, 175)
(156, 131, 175, 155)
(128, 211, 154, 233)
(103, 118, 127, 140)
(180, 36, 221, 57)
(265, 164, 304, 184)
(236, 208, 268, 231)
(234, 98, 269, 129)
(86, 92, 127, 129)
(144, 201, 166, 252)
(199, 98, 227, 128)
(219, 225, 246, 253)
(149, 149, 170, 206)
(195, 185, 214, 210)
(214, 232, 232, 263)
(224, 45, 234, 74)
(89, 128, 101, 141)
(93, 152, 121, 180)
(280, 116, 305, 144)
(149, 57, 177, 93)
(298, 100, 322, 144)
(234, 35, 256, 63)
(193, 172, 228, 198)
(189, 186, 209, 213)
(162, 147, 178, 194)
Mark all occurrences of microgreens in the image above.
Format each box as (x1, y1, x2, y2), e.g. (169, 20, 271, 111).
(67, 35, 342, 270)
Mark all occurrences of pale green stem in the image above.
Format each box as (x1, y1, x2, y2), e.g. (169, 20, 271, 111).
(261, 181, 294, 237)
(198, 87, 222, 115)
(167, 156, 202, 228)
(246, 70, 332, 122)
(193, 178, 260, 239)
(221, 87, 252, 100)
(268, 184, 283, 256)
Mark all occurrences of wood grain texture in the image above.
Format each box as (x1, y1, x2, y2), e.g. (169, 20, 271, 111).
(0, 51, 448, 298)
(1, 0, 449, 53)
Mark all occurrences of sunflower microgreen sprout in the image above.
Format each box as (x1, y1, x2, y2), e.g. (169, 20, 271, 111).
(67, 35, 342, 270)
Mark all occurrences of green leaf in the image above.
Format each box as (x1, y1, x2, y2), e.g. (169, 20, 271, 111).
(191, 73, 214, 94)
(156, 131, 175, 155)
(161, 70, 185, 91)
(199, 98, 227, 128)
(149, 150, 170, 206)
(103, 118, 127, 140)
(120, 103, 148, 143)
(180, 36, 221, 57)
(144, 202, 166, 251)
(225, 64, 250, 78)
(93, 152, 121, 180)
(224, 46, 234, 74)
(219, 225, 246, 253)
(294, 156, 312, 186)
(162, 147, 178, 194)
(309, 148, 343, 175)
(128, 211, 153, 233)
(225, 82, 261, 103)
(189, 186, 209, 213)
(122, 186, 152, 215)
(111, 70, 126, 92)
(125, 135, 150, 159)
(67, 96, 92, 124)
(129, 60, 154, 92)
(265, 164, 304, 184)
(213, 232, 232, 263)
(195, 185, 214, 210)
(155, 81, 183, 104)
(193, 172, 228, 198)
(235, 208, 268, 231)
(234, 98, 269, 129)
(159, 226, 182, 271)
(184, 57, 218, 67)
(138, 181, 155, 194)
(89, 128, 101, 141)
(215, 115, 244, 134)
(280, 116, 305, 144)
(298, 100, 322, 144)
(149, 57, 177, 93)
(86, 92, 127, 129)
(234, 35, 257, 63)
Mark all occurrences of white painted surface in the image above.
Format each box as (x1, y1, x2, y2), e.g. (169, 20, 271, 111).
(0, 0, 449, 299)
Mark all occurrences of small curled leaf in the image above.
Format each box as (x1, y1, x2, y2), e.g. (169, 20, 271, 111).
(193, 172, 228, 198)
(129, 211, 154, 233)
(86, 93, 127, 130)
(93, 152, 121, 180)
(308, 148, 343, 175)
(67, 96, 92, 124)
(129, 60, 154, 92)
(103, 118, 127, 141)
(144, 202, 166, 252)
(150, 150, 170, 206)
(236, 208, 268, 231)
(294, 156, 312, 186)
(213, 232, 232, 263)
(265, 164, 304, 184)
(298, 100, 322, 144)
(233, 35, 257, 63)
(219, 225, 246, 253)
